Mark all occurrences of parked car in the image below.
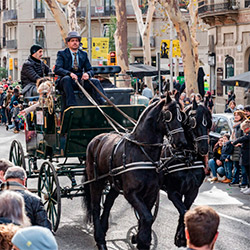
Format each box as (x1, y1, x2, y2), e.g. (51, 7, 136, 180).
(209, 113, 234, 157)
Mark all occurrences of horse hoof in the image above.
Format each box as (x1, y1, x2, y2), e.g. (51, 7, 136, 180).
(131, 235, 137, 244)
(96, 243, 108, 250)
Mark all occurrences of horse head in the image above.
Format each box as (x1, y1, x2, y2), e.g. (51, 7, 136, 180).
(159, 92, 187, 150)
(184, 98, 212, 155)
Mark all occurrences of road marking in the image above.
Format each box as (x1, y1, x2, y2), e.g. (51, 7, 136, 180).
(218, 212, 250, 227)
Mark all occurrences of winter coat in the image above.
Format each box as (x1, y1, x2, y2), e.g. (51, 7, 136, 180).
(21, 56, 50, 88)
(1, 181, 51, 230)
(233, 133, 250, 166)
(220, 141, 234, 161)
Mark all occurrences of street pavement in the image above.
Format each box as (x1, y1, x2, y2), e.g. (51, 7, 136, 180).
(0, 126, 250, 250)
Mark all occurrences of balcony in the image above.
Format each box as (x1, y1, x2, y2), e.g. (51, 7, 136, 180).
(34, 9, 45, 18)
(6, 40, 17, 49)
(198, 0, 239, 25)
(3, 9, 17, 25)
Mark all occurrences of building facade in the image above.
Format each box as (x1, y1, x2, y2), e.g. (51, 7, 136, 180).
(0, 0, 208, 91)
(198, 0, 250, 111)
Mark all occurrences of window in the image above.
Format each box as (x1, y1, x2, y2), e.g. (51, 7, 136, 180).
(225, 56, 234, 94)
(215, 118, 230, 135)
(35, 0, 45, 18)
(36, 27, 45, 47)
(104, 0, 115, 15)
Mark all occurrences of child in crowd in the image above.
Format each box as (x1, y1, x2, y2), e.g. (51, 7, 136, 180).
(208, 137, 225, 182)
(12, 101, 20, 133)
(233, 120, 250, 195)
(220, 134, 234, 183)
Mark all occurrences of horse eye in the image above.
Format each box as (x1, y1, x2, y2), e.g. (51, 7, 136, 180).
(189, 117, 196, 128)
(164, 110, 172, 122)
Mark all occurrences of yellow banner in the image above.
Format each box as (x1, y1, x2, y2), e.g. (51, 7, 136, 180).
(160, 40, 181, 58)
(81, 37, 109, 61)
(9, 58, 13, 70)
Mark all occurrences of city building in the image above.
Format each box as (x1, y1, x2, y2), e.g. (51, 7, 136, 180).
(198, 0, 250, 111)
(0, 0, 208, 92)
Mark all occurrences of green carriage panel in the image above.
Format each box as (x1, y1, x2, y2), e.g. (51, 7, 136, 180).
(60, 105, 145, 158)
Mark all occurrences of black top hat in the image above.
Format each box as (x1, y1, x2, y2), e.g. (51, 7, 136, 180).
(65, 31, 81, 43)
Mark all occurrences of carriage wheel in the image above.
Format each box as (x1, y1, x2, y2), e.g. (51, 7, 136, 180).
(9, 140, 26, 170)
(38, 161, 61, 232)
(134, 192, 160, 222)
(126, 225, 158, 250)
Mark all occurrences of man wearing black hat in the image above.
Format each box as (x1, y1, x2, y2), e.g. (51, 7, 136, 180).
(21, 44, 50, 97)
(54, 31, 107, 108)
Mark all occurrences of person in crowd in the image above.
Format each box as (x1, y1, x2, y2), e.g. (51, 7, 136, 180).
(0, 158, 13, 184)
(179, 92, 186, 110)
(12, 226, 58, 250)
(0, 86, 6, 124)
(236, 104, 244, 111)
(244, 105, 250, 119)
(220, 134, 234, 183)
(229, 110, 248, 187)
(244, 87, 250, 106)
(55, 31, 107, 108)
(1, 166, 52, 230)
(204, 91, 214, 113)
(184, 205, 219, 250)
(3, 84, 9, 92)
(225, 100, 236, 113)
(225, 89, 235, 110)
(208, 137, 225, 182)
(21, 44, 50, 97)
(173, 79, 181, 92)
(0, 191, 30, 250)
(142, 84, 153, 99)
(12, 101, 21, 134)
(195, 93, 203, 103)
(233, 120, 250, 194)
(4, 86, 13, 126)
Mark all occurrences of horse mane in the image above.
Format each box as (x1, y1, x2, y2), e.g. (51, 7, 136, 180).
(131, 98, 165, 134)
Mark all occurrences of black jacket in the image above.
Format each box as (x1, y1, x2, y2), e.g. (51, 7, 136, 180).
(220, 141, 234, 161)
(1, 181, 51, 230)
(54, 48, 94, 83)
(21, 56, 50, 87)
(0, 92, 6, 106)
(233, 133, 250, 166)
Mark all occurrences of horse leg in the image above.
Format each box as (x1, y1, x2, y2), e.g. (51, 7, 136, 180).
(125, 193, 154, 250)
(100, 187, 119, 235)
(167, 190, 187, 247)
(90, 181, 108, 250)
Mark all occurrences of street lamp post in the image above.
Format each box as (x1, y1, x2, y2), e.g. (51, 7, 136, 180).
(169, 21, 173, 91)
(88, 0, 92, 63)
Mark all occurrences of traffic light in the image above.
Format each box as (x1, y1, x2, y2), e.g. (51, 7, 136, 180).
(108, 51, 117, 66)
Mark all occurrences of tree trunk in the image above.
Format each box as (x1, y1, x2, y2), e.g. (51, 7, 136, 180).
(188, 0, 199, 75)
(67, 0, 80, 31)
(44, 0, 69, 41)
(160, 0, 198, 96)
(114, 0, 130, 87)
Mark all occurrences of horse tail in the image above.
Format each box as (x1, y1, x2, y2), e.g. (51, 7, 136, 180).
(82, 173, 92, 223)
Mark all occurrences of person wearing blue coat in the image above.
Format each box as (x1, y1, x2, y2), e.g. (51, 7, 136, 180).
(55, 31, 107, 108)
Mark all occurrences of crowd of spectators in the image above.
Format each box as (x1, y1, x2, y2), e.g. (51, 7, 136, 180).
(0, 158, 57, 249)
(0, 78, 25, 133)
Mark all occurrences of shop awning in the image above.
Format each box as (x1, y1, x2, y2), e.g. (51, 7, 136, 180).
(221, 71, 250, 88)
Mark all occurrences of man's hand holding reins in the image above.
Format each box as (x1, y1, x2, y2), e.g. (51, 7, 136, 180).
(81, 73, 89, 81)
(70, 72, 78, 80)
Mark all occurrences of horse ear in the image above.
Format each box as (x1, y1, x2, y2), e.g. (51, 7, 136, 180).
(166, 91, 172, 104)
(174, 91, 180, 102)
(192, 96, 198, 110)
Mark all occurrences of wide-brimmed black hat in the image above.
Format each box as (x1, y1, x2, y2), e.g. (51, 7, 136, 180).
(65, 31, 81, 43)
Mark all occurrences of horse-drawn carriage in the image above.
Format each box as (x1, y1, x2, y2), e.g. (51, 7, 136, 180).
(9, 67, 212, 250)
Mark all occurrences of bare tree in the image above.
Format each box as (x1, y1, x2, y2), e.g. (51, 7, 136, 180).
(114, 0, 130, 87)
(131, 0, 156, 65)
(45, 0, 82, 42)
(159, 0, 198, 96)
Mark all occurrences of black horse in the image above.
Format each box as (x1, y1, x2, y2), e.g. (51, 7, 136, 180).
(83, 94, 187, 250)
(160, 98, 212, 247)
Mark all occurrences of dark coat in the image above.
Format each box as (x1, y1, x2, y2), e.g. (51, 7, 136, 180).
(220, 141, 234, 161)
(54, 48, 94, 83)
(21, 56, 50, 87)
(0, 92, 6, 106)
(233, 133, 250, 166)
(1, 181, 51, 230)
